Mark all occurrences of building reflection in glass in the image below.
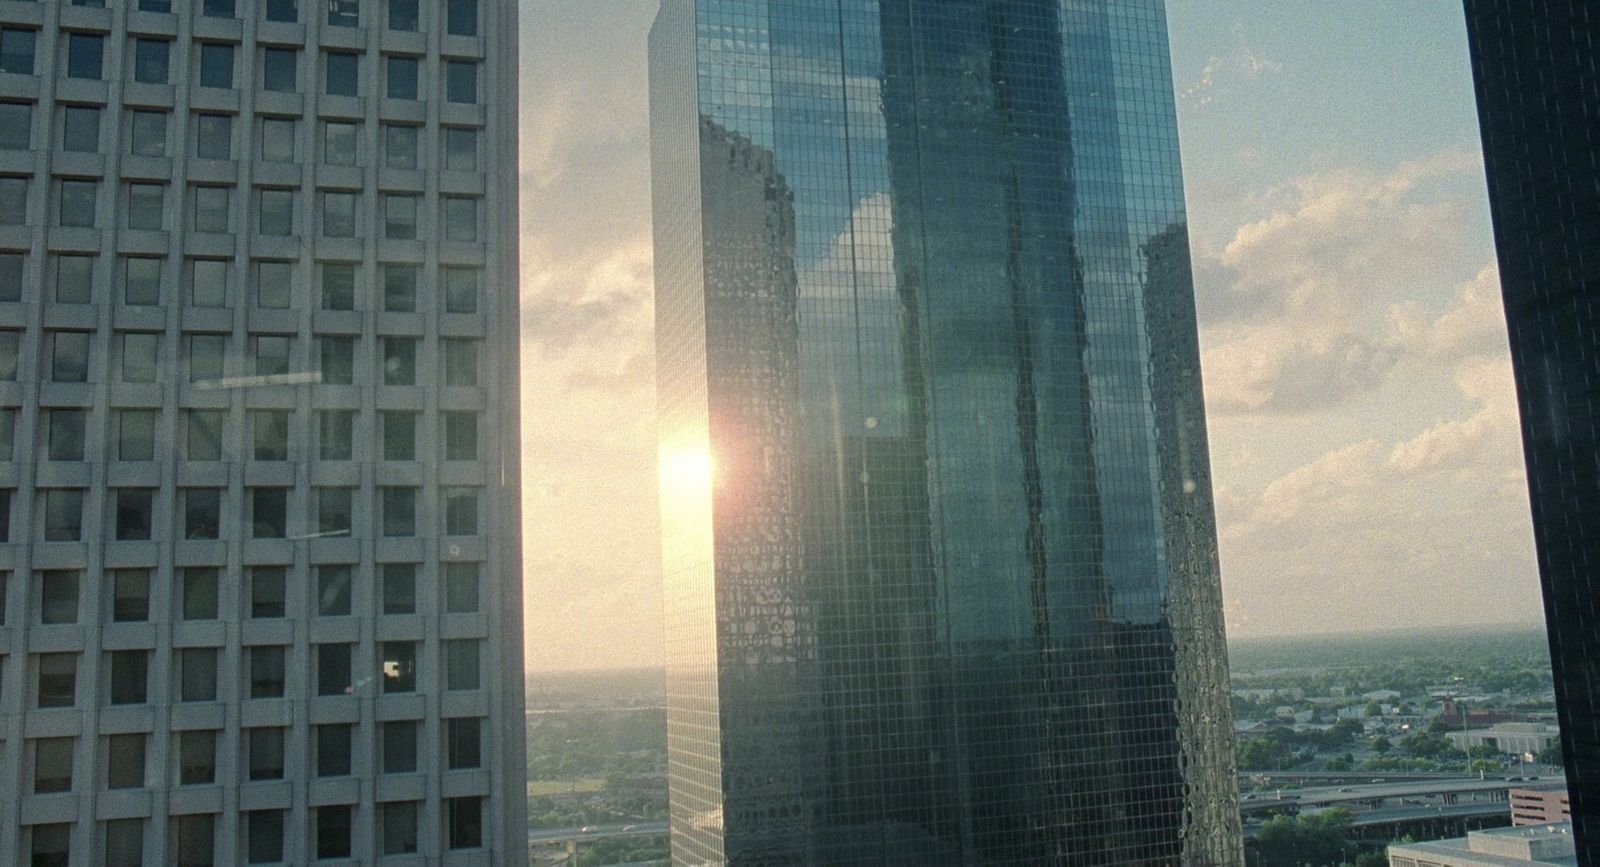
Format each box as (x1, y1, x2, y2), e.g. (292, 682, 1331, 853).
(651, 1, 1242, 864)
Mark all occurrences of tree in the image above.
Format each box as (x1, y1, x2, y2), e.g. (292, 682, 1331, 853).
(1354, 852, 1389, 867)
(1253, 809, 1355, 866)
(1371, 736, 1392, 754)
(1537, 741, 1563, 766)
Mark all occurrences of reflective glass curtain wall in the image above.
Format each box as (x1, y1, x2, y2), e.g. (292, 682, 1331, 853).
(651, 0, 1241, 864)
(1463, 2, 1600, 862)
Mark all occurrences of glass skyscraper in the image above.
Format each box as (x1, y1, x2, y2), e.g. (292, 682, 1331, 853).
(650, 1, 1240, 864)
(1464, 2, 1599, 861)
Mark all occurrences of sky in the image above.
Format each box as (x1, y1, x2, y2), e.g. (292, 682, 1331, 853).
(516, 1, 1543, 672)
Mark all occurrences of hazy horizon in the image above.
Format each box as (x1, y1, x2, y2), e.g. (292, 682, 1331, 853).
(517, 1, 1543, 672)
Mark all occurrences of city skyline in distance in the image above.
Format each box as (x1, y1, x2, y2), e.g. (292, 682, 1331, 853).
(518, 1, 1541, 673)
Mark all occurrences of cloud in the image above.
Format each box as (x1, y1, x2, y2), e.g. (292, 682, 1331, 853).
(1181, 22, 1283, 107)
(1198, 151, 1486, 414)
(565, 350, 656, 395)
(1388, 263, 1508, 362)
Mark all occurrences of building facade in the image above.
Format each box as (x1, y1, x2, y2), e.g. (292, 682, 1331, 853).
(649, 0, 1240, 863)
(0, 0, 526, 864)
(1462, 3, 1599, 863)
(1511, 787, 1571, 827)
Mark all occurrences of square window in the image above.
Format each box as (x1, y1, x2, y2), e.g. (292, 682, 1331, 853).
(125, 257, 161, 304)
(183, 488, 221, 539)
(38, 652, 77, 707)
(127, 185, 163, 232)
(118, 409, 156, 461)
(47, 408, 87, 461)
(253, 335, 290, 376)
(317, 564, 352, 616)
(447, 717, 482, 769)
(0, 407, 12, 460)
(444, 339, 478, 386)
(134, 38, 169, 84)
(249, 646, 286, 698)
(0, 330, 18, 379)
(382, 801, 420, 855)
(182, 567, 219, 620)
(317, 486, 352, 536)
(445, 196, 479, 242)
(445, 487, 478, 536)
(382, 720, 418, 773)
(194, 186, 230, 233)
(34, 736, 75, 793)
(188, 334, 227, 382)
(51, 330, 90, 381)
(259, 188, 294, 236)
(445, 562, 480, 613)
(43, 489, 85, 540)
(325, 121, 357, 165)
(114, 489, 153, 540)
(447, 0, 478, 36)
(31, 824, 71, 867)
(250, 566, 286, 618)
(107, 734, 146, 788)
(112, 569, 151, 622)
(178, 729, 216, 784)
(383, 126, 420, 173)
(447, 797, 483, 850)
(247, 811, 285, 865)
(322, 262, 356, 309)
(262, 47, 296, 92)
(59, 179, 97, 227)
(380, 642, 416, 693)
(265, 0, 298, 23)
(329, 0, 359, 26)
(199, 42, 234, 88)
(63, 105, 100, 153)
(261, 117, 295, 162)
(41, 570, 80, 624)
(445, 126, 479, 172)
(56, 254, 95, 303)
(319, 409, 354, 460)
(257, 260, 292, 308)
(381, 486, 416, 537)
(179, 647, 218, 702)
(186, 410, 226, 460)
(382, 410, 416, 460)
(67, 32, 104, 80)
(175, 815, 215, 867)
(195, 114, 231, 160)
(316, 724, 352, 776)
(317, 805, 352, 860)
(0, 102, 27, 150)
(389, 0, 419, 31)
(130, 110, 166, 157)
(317, 643, 352, 695)
(0, 177, 26, 226)
(446, 60, 477, 103)
(251, 487, 288, 538)
(386, 55, 418, 100)
(382, 562, 416, 614)
(444, 411, 478, 460)
(0, 28, 37, 76)
(383, 337, 416, 385)
(203, 0, 236, 15)
(106, 819, 144, 867)
(323, 191, 356, 237)
(247, 728, 285, 780)
(192, 259, 228, 306)
(384, 194, 418, 240)
(325, 51, 359, 96)
(109, 650, 148, 704)
(319, 336, 354, 385)
(384, 263, 418, 311)
(0, 251, 22, 300)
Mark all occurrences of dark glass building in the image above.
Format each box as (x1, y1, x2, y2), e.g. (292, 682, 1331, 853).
(1463, 3, 1600, 861)
(650, 1, 1241, 863)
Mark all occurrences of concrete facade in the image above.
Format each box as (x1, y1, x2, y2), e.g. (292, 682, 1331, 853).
(0, 0, 526, 864)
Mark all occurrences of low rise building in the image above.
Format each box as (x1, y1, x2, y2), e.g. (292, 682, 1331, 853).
(1446, 723, 1560, 756)
(1511, 787, 1571, 826)
(1388, 822, 1577, 866)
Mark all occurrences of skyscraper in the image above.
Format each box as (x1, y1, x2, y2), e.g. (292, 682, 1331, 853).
(1463, 3, 1599, 861)
(649, 1, 1240, 864)
(0, 0, 526, 864)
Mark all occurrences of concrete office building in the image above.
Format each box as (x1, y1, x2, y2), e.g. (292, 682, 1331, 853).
(0, 0, 526, 864)
(1462, 3, 1599, 861)
(1388, 823, 1579, 867)
(649, 0, 1240, 863)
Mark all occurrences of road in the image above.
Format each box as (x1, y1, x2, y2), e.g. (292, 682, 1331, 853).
(528, 821, 669, 844)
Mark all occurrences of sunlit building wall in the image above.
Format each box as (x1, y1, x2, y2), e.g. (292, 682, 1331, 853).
(649, 0, 1241, 863)
(1463, 2, 1600, 862)
(0, 0, 526, 863)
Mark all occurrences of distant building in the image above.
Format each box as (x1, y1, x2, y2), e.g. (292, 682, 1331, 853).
(1447, 723, 1561, 756)
(1364, 690, 1403, 703)
(1388, 822, 1577, 866)
(1463, 1, 1600, 861)
(1512, 788, 1572, 827)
